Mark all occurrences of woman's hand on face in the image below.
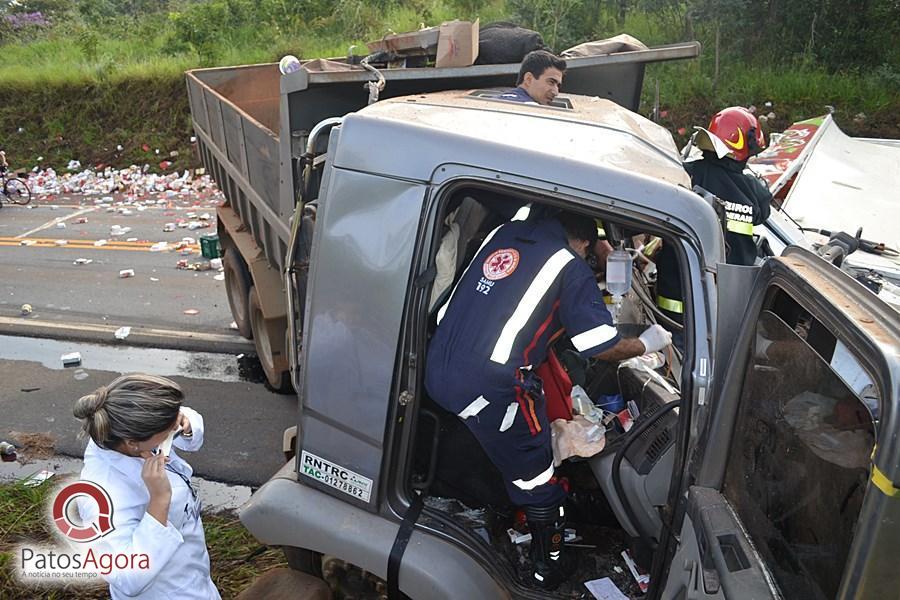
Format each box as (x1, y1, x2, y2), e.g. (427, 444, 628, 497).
(140, 452, 172, 501)
(176, 410, 193, 437)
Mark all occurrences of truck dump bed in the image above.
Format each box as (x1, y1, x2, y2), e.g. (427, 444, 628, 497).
(185, 41, 699, 273)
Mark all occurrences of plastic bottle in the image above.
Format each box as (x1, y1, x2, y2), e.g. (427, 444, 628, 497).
(585, 424, 605, 444)
(571, 385, 602, 423)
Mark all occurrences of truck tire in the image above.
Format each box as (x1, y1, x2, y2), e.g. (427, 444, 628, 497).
(282, 547, 324, 577)
(223, 249, 253, 339)
(249, 286, 293, 393)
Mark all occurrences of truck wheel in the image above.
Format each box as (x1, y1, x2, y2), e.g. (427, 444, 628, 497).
(283, 547, 323, 577)
(249, 286, 293, 393)
(223, 249, 253, 339)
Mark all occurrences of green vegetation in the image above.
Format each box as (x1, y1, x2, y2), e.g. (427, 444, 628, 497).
(0, 0, 898, 172)
(0, 477, 286, 599)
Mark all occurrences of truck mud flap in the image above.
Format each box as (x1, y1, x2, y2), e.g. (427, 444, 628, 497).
(387, 495, 424, 599)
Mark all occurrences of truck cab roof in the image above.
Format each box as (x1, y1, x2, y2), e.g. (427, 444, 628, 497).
(352, 90, 691, 189)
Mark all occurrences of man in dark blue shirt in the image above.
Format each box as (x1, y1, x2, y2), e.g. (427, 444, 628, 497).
(499, 50, 566, 106)
(426, 209, 671, 589)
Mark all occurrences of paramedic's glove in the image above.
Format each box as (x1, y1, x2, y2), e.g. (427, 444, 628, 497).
(639, 324, 672, 354)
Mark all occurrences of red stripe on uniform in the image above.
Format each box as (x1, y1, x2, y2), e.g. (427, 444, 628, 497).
(515, 384, 538, 436)
(514, 370, 538, 436)
(522, 300, 560, 365)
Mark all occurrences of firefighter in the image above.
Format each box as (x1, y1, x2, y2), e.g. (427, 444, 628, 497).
(656, 107, 773, 334)
(425, 209, 672, 589)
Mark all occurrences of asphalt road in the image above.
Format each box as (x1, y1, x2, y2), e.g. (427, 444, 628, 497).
(0, 192, 234, 333)
(1, 335, 297, 487)
(1, 189, 298, 488)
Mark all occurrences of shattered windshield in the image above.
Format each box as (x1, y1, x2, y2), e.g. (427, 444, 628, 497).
(723, 310, 875, 600)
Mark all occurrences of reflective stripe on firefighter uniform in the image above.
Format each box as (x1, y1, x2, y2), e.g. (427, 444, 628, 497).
(425, 216, 620, 506)
(654, 153, 775, 325)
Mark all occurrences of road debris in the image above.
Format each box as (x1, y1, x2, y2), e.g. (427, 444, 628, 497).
(0, 442, 17, 463)
(150, 242, 169, 252)
(73, 369, 90, 381)
(20, 165, 224, 204)
(214, 273, 225, 281)
(183, 309, 200, 315)
(94, 239, 108, 247)
(19, 239, 37, 246)
(56, 222, 66, 229)
(61, 352, 82, 367)
(55, 240, 68, 246)
(7, 431, 57, 463)
(110, 225, 132, 237)
(22, 470, 55, 487)
(119, 269, 135, 278)
(73, 258, 93, 265)
(114, 326, 131, 340)
(20, 303, 33, 315)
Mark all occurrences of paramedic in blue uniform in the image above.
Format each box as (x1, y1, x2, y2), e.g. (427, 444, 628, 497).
(499, 50, 566, 106)
(425, 210, 672, 590)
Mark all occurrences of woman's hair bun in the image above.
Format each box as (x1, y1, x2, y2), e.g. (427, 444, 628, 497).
(73, 386, 108, 419)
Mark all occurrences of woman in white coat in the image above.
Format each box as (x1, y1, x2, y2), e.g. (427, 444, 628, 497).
(73, 374, 221, 599)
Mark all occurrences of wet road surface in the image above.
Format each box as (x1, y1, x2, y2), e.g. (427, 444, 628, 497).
(1, 336, 297, 487)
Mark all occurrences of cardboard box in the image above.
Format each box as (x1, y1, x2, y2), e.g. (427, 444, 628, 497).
(436, 19, 479, 68)
(366, 26, 440, 54)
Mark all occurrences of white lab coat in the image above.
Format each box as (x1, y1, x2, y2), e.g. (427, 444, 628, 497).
(77, 407, 221, 599)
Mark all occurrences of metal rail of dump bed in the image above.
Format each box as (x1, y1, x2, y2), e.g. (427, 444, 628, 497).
(185, 41, 699, 273)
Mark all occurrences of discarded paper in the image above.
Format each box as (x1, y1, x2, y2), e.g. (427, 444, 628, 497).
(585, 577, 629, 600)
(22, 470, 55, 488)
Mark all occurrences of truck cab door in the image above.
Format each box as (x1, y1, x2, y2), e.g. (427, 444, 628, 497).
(659, 246, 900, 599)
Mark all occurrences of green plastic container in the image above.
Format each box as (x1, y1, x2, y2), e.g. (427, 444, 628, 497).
(200, 233, 221, 259)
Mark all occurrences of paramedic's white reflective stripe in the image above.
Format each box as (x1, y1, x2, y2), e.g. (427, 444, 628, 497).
(570, 324, 618, 352)
(436, 224, 503, 325)
(511, 203, 532, 221)
(499, 402, 518, 432)
(458, 396, 490, 419)
(513, 462, 555, 490)
(490, 249, 574, 364)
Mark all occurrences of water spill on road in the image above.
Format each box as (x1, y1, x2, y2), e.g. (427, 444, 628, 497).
(1, 335, 266, 383)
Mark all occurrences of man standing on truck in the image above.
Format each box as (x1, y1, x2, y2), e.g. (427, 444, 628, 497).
(425, 210, 672, 590)
(499, 50, 567, 106)
(656, 106, 773, 334)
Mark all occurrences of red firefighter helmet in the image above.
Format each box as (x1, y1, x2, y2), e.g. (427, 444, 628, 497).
(707, 106, 766, 162)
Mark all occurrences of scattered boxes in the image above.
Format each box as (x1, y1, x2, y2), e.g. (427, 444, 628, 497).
(61, 352, 82, 367)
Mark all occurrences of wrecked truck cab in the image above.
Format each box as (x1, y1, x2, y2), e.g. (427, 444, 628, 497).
(244, 88, 900, 598)
(188, 49, 900, 599)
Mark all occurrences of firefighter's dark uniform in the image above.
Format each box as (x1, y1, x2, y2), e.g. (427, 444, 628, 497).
(656, 152, 773, 323)
(425, 217, 620, 508)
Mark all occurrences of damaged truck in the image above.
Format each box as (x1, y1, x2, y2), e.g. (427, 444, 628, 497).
(186, 40, 900, 599)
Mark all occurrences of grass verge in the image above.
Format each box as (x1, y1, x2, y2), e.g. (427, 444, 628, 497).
(0, 476, 286, 599)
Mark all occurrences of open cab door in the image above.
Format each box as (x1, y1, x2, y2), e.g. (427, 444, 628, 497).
(660, 247, 900, 599)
